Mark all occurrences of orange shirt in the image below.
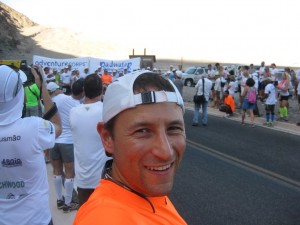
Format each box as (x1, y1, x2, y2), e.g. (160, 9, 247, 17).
(224, 95, 235, 112)
(101, 74, 112, 84)
(73, 179, 187, 225)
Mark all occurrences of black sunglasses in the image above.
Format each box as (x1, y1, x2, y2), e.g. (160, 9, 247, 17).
(14, 70, 21, 97)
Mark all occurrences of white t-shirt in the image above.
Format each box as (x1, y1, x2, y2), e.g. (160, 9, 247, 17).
(70, 101, 110, 189)
(270, 68, 278, 81)
(207, 69, 216, 83)
(227, 81, 236, 96)
(80, 72, 89, 79)
(52, 94, 80, 144)
(250, 73, 259, 91)
(0, 117, 55, 225)
(214, 77, 221, 92)
(60, 72, 71, 85)
(264, 83, 277, 105)
(195, 78, 213, 101)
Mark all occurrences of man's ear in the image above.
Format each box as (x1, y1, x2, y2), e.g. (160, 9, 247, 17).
(97, 122, 114, 155)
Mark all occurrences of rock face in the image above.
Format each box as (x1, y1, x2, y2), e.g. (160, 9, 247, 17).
(0, 1, 37, 58)
(0, 1, 123, 63)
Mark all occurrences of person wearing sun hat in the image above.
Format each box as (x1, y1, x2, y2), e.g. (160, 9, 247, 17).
(0, 65, 61, 225)
(73, 71, 187, 225)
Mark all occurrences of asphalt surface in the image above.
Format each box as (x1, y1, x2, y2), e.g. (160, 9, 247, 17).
(169, 110, 300, 225)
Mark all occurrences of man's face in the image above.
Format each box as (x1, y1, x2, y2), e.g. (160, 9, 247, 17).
(100, 102, 186, 197)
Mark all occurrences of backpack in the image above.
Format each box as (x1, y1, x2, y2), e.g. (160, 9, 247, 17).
(248, 88, 256, 104)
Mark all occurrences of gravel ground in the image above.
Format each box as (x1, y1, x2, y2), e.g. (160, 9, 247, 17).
(182, 86, 300, 125)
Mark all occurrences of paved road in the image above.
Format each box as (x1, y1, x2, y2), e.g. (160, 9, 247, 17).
(48, 97, 300, 225)
(169, 110, 300, 225)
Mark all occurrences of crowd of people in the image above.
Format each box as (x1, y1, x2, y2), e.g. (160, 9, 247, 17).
(1, 59, 299, 224)
(191, 62, 300, 127)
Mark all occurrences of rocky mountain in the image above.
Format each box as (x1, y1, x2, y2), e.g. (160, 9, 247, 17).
(0, 1, 128, 63)
(0, 1, 36, 58)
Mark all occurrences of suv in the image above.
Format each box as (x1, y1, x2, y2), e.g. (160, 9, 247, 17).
(182, 67, 208, 87)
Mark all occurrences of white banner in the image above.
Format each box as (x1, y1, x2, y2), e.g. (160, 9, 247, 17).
(33, 55, 90, 74)
(89, 57, 141, 74)
(33, 55, 141, 75)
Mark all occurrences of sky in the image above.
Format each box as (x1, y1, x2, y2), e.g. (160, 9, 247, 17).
(2, 0, 300, 67)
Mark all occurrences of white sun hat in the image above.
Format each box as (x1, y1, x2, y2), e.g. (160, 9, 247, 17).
(102, 70, 184, 123)
(0, 65, 24, 125)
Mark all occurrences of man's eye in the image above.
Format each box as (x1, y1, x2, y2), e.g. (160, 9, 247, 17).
(168, 126, 183, 132)
(135, 128, 148, 134)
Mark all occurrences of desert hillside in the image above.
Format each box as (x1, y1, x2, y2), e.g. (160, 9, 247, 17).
(0, 1, 125, 62)
(0, 1, 216, 70)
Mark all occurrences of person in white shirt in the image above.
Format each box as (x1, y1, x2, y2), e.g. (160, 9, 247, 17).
(270, 63, 279, 85)
(60, 67, 71, 95)
(192, 75, 213, 126)
(261, 78, 277, 126)
(81, 67, 89, 79)
(213, 73, 222, 108)
(259, 61, 265, 80)
(207, 64, 216, 101)
(48, 79, 84, 213)
(70, 74, 110, 207)
(0, 65, 62, 225)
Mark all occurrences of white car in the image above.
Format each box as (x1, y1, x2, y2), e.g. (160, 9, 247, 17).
(182, 67, 208, 87)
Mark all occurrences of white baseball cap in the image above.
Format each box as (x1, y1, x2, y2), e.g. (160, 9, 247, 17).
(176, 71, 183, 78)
(0, 65, 24, 125)
(102, 70, 184, 123)
(47, 82, 60, 92)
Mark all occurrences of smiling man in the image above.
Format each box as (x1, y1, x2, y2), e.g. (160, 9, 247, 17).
(73, 71, 187, 224)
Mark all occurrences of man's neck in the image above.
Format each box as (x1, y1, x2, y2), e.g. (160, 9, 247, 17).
(84, 95, 102, 104)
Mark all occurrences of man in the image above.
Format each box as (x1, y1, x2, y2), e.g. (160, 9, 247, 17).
(249, 63, 256, 74)
(101, 69, 113, 87)
(260, 78, 276, 127)
(73, 71, 187, 224)
(81, 67, 89, 79)
(270, 63, 278, 86)
(167, 65, 174, 75)
(207, 64, 216, 101)
(192, 74, 212, 126)
(112, 68, 119, 81)
(96, 66, 102, 77)
(220, 90, 235, 118)
(44, 67, 56, 83)
(70, 74, 110, 207)
(123, 67, 128, 75)
(60, 66, 71, 95)
(48, 79, 84, 213)
(0, 65, 61, 225)
(53, 68, 60, 84)
(172, 70, 184, 97)
(169, 68, 177, 81)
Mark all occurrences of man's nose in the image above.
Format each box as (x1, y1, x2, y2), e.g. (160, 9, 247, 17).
(151, 131, 173, 160)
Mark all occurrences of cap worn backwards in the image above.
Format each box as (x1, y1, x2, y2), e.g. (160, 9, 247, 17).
(102, 70, 184, 123)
